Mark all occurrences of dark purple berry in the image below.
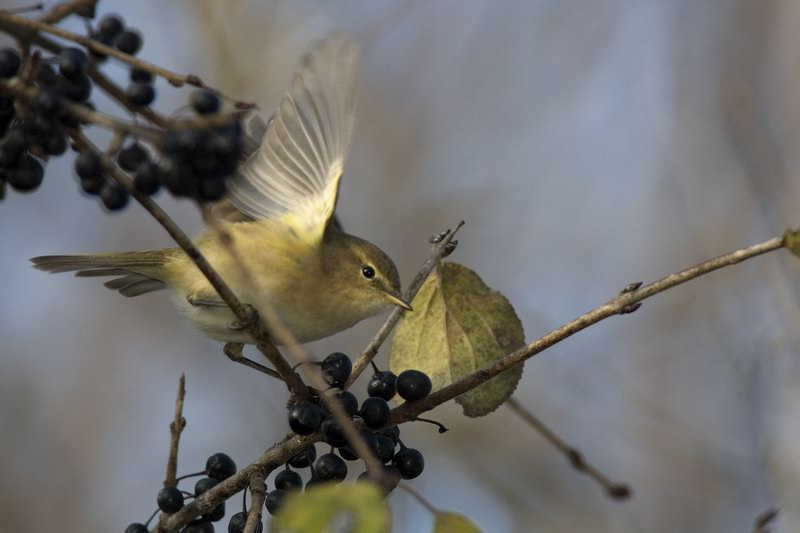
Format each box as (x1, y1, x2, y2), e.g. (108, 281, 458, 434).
(194, 477, 219, 496)
(59, 47, 88, 79)
(133, 161, 160, 195)
(198, 176, 226, 201)
(183, 520, 214, 533)
(97, 14, 124, 39)
(375, 434, 395, 463)
(396, 369, 432, 401)
(204, 501, 225, 522)
(274, 469, 303, 491)
(115, 29, 143, 55)
(367, 371, 397, 400)
(265, 489, 287, 516)
(320, 416, 346, 447)
(334, 390, 359, 417)
(0, 48, 21, 79)
(7, 155, 44, 192)
(44, 128, 68, 156)
(288, 401, 325, 435)
(321, 352, 352, 388)
(206, 452, 237, 481)
(228, 511, 251, 533)
(393, 447, 424, 479)
(379, 425, 400, 445)
(126, 82, 155, 106)
(156, 486, 184, 513)
(60, 74, 92, 102)
(75, 150, 102, 178)
(130, 67, 153, 83)
(338, 446, 358, 461)
(190, 91, 221, 115)
(315, 453, 347, 482)
(125, 524, 148, 533)
(287, 444, 316, 469)
(360, 397, 391, 430)
(80, 175, 104, 195)
(100, 182, 129, 211)
(159, 157, 193, 196)
(117, 142, 148, 172)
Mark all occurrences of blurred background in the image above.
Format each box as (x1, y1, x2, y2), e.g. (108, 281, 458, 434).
(2, 0, 800, 531)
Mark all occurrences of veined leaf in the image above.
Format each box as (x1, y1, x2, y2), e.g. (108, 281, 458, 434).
(271, 482, 390, 533)
(390, 262, 524, 417)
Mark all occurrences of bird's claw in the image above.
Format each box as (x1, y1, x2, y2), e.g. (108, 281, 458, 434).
(228, 304, 259, 330)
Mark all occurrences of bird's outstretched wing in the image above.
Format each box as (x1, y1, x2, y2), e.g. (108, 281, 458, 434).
(223, 34, 359, 245)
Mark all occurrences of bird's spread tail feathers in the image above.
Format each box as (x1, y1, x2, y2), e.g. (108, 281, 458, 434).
(31, 251, 173, 297)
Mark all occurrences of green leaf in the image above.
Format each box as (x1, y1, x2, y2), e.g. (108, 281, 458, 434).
(433, 512, 483, 533)
(785, 229, 800, 258)
(271, 482, 390, 533)
(390, 262, 525, 417)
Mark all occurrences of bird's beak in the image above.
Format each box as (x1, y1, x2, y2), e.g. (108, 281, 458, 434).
(381, 289, 413, 311)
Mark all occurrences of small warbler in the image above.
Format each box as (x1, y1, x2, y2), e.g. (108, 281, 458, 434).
(32, 35, 412, 344)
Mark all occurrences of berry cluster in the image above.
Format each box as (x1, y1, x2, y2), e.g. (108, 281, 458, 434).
(275, 352, 434, 516)
(0, 10, 244, 211)
(125, 452, 238, 533)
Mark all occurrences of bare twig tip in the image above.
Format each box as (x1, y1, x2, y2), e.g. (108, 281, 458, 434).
(607, 484, 632, 500)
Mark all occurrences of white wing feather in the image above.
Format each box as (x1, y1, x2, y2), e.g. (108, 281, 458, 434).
(226, 35, 359, 243)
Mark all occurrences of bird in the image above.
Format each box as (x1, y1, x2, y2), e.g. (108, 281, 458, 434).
(31, 35, 412, 344)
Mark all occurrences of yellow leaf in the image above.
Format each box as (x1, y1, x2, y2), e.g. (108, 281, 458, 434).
(271, 482, 390, 533)
(390, 262, 524, 417)
(433, 512, 482, 533)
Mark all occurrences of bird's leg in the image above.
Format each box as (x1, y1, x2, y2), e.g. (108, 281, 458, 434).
(223, 342, 282, 379)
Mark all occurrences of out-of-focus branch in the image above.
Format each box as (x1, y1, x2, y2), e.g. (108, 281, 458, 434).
(506, 397, 630, 500)
(388, 234, 788, 425)
(164, 374, 186, 488)
(37, 0, 96, 24)
(346, 221, 464, 387)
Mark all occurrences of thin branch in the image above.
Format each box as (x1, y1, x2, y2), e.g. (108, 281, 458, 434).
(164, 374, 186, 487)
(67, 130, 309, 401)
(506, 397, 630, 499)
(37, 0, 96, 24)
(346, 221, 464, 387)
(752, 507, 780, 533)
(155, 434, 318, 532)
(388, 235, 787, 425)
(0, 9, 254, 107)
(243, 472, 266, 533)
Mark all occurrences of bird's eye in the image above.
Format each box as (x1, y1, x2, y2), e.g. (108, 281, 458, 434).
(361, 266, 375, 279)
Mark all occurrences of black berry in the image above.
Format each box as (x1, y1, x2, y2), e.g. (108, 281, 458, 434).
(80, 175, 105, 195)
(198, 176, 227, 202)
(183, 520, 214, 533)
(206, 452, 237, 481)
(117, 142, 149, 172)
(194, 477, 219, 496)
(375, 434, 396, 463)
(191, 91, 221, 115)
(396, 369, 432, 401)
(59, 47, 88, 80)
(360, 397, 391, 430)
(315, 453, 347, 482)
(367, 371, 397, 400)
(7, 155, 44, 192)
(133, 161, 161, 195)
(393, 447, 424, 479)
(156, 486, 184, 513)
(97, 14, 124, 39)
(338, 446, 358, 461)
(115, 29, 143, 55)
(274, 469, 303, 491)
(60, 74, 92, 102)
(265, 489, 287, 516)
(125, 524, 148, 533)
(0, 48, 21, 79)
(321, 352, 352, 388)
(228, 511, 252, 533)
(100, 182, 129, 211)
(159, 157, 193, 196)
(75, 150, 102, 178)
(288, 444, 316, 468)
(288, 401, 325, 435)
(379, 425, 400, 445)
(320, 416, 346, 447)
(130, 67, 153, 84)
(204, 501, 226, 522)
(334, 390, 359, 417)
(126, 82, 155, 106)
